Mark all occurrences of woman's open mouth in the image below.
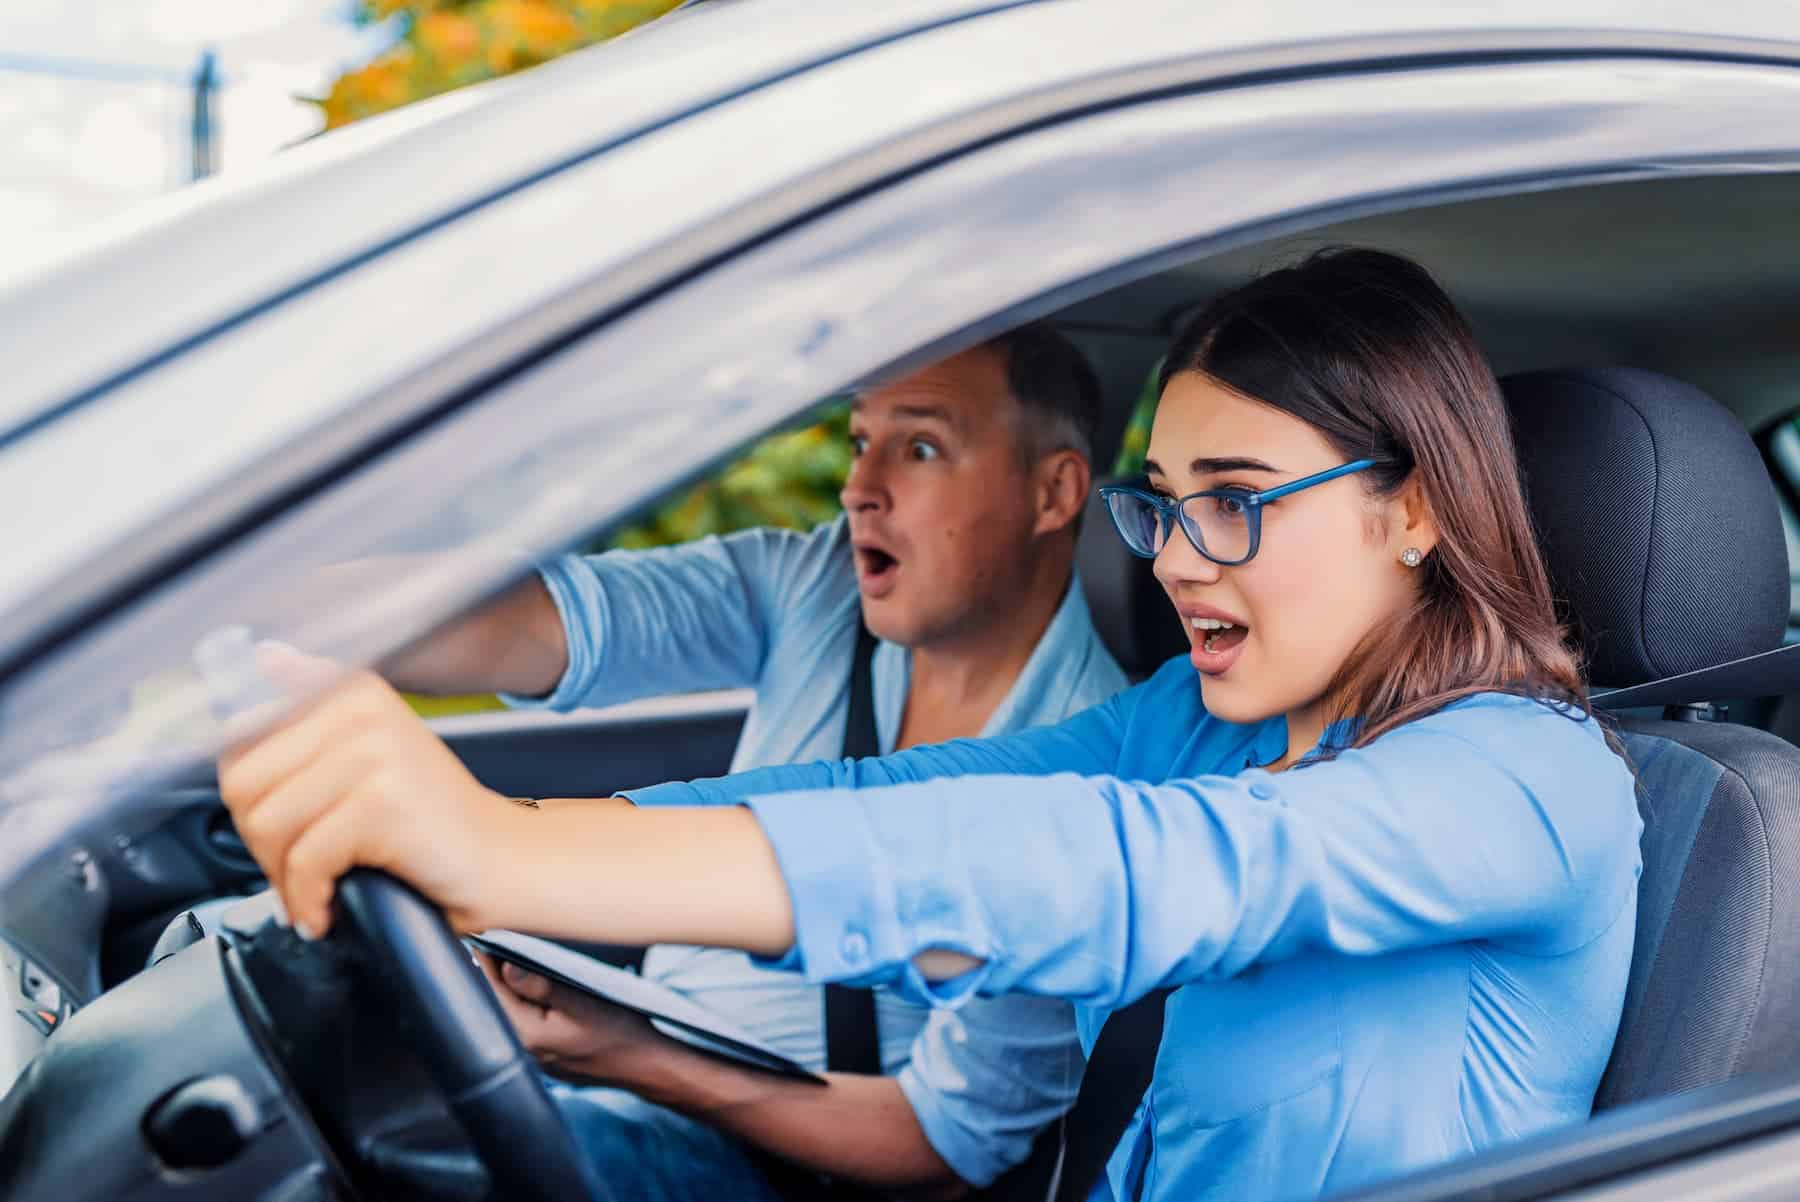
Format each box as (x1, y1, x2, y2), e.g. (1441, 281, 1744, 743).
(1189, 616, 1250, 675)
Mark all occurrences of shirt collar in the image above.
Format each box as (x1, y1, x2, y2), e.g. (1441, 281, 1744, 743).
(977, 571, 1099, 739)
(1243, 713, 1362, 771)
(1245, 717, 1289, 771)
(1318, 715, 1362, 753)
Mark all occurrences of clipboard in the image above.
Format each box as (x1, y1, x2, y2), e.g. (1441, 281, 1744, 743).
(467, 929, 828, 1085)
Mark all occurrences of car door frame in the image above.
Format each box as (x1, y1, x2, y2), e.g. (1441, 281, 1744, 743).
(10, 40, 1800, 1200)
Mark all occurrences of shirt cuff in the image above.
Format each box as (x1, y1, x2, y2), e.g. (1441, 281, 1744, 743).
(745, 787, 999, 1004)
(497, 557, 589, 711)
(897, 1062, 1008, 1188)
(617, 780, 713, 808)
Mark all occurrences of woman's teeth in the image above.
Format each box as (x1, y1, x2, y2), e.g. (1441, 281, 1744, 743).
(1191, 616, 1239, 652)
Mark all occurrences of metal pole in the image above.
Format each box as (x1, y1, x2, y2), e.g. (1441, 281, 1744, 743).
(191, 49, 217, 181)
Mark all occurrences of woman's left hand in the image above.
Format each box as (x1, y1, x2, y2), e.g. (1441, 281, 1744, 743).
(217, 645, 521, 940)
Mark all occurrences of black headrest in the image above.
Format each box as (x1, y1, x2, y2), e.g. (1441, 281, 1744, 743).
(1502, 367, 1788, 688)
(1076, 476, 1189, 678)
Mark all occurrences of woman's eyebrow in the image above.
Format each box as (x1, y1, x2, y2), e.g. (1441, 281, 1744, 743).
(1190, 455, 1280, 474)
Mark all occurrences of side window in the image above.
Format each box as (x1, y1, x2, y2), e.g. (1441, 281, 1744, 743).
(1764, 419, 1800, 633)
(604, 402, 850, 551)
(411, 400, 851, 717)
(1110, 357, 1163, 477)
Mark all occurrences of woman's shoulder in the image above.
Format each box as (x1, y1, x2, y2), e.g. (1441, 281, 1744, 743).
(1373, 691, 1639, 828)
(1409, 690, 1613, 749)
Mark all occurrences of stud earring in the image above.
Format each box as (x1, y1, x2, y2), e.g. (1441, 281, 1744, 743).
(1400, 547, 1424, 568)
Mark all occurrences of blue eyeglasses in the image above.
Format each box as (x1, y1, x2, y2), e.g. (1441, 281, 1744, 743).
(1099, 459, 1377, 566)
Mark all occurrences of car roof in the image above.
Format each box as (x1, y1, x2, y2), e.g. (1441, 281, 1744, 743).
(3, 0, 1797, 446)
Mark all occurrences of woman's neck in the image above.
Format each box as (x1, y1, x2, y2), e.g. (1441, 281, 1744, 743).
(1268, 701, 1332, 773)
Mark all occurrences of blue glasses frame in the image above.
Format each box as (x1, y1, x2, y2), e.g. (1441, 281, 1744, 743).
(1099, 458, 1378, 565)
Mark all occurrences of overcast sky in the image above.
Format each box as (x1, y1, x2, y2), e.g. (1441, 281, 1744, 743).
(0, 0, 391, 278)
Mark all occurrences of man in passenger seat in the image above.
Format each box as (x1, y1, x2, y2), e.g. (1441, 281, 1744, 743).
(386, 326, 1128, 1201)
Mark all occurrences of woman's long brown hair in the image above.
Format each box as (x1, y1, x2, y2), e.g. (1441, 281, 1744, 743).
(1161, 247, 1591, 749)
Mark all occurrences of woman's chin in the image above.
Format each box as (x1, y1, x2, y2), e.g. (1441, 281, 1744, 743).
(1193, 672, 1277, 726)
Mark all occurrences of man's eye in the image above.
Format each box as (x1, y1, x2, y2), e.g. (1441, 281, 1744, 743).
(908, 439, 940, 462)
(848, 434, 868, 456)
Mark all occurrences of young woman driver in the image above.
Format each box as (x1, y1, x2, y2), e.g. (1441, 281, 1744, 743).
(218, 248, 1642, 1202)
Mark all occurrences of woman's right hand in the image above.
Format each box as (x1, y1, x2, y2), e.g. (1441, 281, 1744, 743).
(217, 645, 524, 939)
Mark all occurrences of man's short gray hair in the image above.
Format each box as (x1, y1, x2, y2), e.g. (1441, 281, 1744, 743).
(981, 323, 1102, 467)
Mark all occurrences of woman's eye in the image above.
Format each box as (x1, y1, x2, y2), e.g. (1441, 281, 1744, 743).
(1213, 493, 1250, 518)
(848, 434, 868, 456)
(908, 439, 940, 462)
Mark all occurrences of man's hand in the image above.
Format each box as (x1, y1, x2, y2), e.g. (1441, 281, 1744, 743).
(217, 645, 520, 939)
(477, 957, 968, 1195)
(477, 956, 669, 1084)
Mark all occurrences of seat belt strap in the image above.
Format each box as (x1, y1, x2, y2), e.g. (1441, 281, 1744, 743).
(1592, 641, 1800, 711)
(824, 618, 883, 1076)
(1051, 989, 1172, 1202)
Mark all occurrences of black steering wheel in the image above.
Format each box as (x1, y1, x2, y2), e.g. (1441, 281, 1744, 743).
(334, 869, 615, 1202)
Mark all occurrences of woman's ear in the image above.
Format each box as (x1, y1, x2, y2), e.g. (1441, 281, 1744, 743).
(1392, 472, 1441, 560)
(1034, 449, 1091, 537)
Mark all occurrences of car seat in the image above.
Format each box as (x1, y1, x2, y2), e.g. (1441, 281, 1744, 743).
(1502, 367, 1800, 1109)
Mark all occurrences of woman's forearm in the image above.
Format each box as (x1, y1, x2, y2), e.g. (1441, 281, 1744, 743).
(489, 804, 797, 955)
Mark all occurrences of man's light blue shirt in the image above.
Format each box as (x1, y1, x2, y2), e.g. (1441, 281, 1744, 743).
(508, 514, 1128, 1186)
(626, 658, 1643, 1202)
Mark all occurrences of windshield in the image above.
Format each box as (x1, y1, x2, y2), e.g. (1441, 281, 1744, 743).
(0, 278, 865, 893)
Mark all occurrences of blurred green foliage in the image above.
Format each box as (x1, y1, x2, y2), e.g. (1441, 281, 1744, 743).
(1111, 357, 1163, 477)
(605, 404, 853, 551)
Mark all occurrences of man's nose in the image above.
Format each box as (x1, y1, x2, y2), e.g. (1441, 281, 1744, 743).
(840, 456, 888, 513)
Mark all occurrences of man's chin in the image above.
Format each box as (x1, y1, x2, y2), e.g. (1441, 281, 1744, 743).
(858, 597, 918, 647)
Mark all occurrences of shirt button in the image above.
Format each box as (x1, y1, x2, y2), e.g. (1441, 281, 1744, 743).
(1248, 781, 1276, 801)
(840, 930, 870, 965)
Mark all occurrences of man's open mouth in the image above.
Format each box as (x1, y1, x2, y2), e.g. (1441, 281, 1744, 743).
(856, 546, 899, 582)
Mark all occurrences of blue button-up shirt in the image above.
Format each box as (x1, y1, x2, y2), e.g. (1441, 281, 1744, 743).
(508, 515, 1128, 1185)
(626, 656, 1642, 1201)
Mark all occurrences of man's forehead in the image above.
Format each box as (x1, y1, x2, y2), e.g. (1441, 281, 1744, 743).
(851, 348, 1011, 425)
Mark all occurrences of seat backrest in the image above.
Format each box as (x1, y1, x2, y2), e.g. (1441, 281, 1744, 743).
(1503, 367, 1800, 1109)
(1076, 476, 1188, 680)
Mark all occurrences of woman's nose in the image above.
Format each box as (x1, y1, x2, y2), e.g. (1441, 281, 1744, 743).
(1153, 527, 1223, 589)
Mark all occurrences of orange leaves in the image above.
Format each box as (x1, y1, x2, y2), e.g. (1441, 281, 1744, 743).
(314, 0, 683, 130)
(416, 10, 483, 66)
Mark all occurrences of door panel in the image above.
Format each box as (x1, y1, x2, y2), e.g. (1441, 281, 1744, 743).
(434, 691, 751, 801)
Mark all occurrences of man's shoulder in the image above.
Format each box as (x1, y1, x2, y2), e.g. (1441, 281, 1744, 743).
(699, 515, 857, 634)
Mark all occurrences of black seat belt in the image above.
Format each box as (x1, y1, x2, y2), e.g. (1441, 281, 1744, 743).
(1043, 989, 1170, 1202)
(824, 619, 884, 1076)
